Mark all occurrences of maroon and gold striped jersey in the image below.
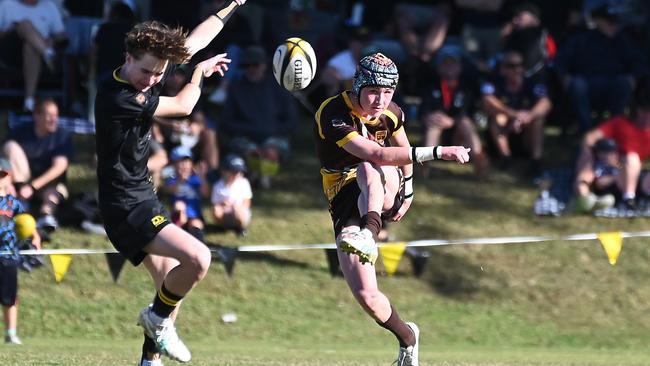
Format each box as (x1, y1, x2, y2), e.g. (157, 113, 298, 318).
(314, 91, 405, 201)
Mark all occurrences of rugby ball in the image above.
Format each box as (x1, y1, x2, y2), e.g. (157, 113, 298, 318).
(272, 37, 317, 91)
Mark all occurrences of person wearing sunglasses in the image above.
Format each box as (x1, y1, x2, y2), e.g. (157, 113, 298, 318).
(481, 49, 551, 178)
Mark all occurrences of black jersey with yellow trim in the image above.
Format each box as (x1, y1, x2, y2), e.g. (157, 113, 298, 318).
(314, 91, 405, 201)
(94, 65, 176, 208)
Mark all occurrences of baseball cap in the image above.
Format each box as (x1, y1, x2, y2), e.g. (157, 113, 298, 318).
(0, 158, 12, 173)
(223, 154, 247, 173)
(436, 45, 462, 65)
(170, 145, 193, 162)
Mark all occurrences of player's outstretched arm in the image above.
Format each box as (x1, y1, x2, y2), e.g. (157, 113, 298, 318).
(343, 135, 471, 166)
(155, 54, 231, 117)
(185, 0, 247, 57)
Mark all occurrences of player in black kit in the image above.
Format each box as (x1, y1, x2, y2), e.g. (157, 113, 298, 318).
(94, 2, 246, 365)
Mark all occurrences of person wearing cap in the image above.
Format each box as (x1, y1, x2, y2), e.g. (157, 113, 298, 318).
(481, 49, 551, 177)
(220, 44, 297, 189)
(0, 158, 40, 345)
(574, 81, 650, 210)
(210, 154, 252, 235)
(419, 44, 487, 178)
(3, 98, 72, 230)
(314, 52, 470, 366)
(161, 146, 210, 241)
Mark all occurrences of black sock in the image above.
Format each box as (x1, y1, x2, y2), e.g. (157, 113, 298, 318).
(360, 211, 382, 238)
(377, 305, 415, 347)
(151, 282, 183, 318)
(141, 333, 158, 361)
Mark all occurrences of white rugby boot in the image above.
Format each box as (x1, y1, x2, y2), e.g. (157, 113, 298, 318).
(137, 306, 191, 363)
(396, 322, 419, 366)
(337, 227, 378, 265)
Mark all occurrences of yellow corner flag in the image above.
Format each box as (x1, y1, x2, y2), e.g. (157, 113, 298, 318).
(597, 231, 623, 265)
(379, 242, 407, 276)
(49, 254, 73, 283)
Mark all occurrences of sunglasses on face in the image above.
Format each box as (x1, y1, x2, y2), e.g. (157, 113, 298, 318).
(503, 62, 523, 69)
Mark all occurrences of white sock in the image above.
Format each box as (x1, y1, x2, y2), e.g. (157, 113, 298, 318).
(623, 193, 636, 201)
(24, 97, 34, 111)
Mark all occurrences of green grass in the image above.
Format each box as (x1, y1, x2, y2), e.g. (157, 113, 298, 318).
(3, 122, 650, 365)
(3, 339, 650, 365)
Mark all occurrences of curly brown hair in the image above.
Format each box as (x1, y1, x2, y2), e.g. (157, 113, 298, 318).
(124, 21, 191, 64)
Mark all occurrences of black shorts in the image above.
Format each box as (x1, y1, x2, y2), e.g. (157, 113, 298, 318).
(0, 258, 18, 306)
(100, 199, 171, 266)
(329, 170, 405, 237)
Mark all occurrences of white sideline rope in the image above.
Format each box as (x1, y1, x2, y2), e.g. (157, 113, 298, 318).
(3, 230, 650, 256)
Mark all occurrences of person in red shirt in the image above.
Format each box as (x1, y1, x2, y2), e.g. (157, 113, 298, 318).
(575, 82, 650, 209)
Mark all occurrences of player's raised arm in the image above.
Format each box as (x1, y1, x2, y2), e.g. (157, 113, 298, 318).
(185, 0, 247, 57)
(154, 53, 231, 117)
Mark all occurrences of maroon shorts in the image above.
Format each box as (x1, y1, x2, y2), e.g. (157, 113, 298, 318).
(329, 169, 405, 237)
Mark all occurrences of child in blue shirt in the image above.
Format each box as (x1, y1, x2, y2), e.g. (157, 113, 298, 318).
(0, 158, 40, 344)
(162, 146, 209, 241)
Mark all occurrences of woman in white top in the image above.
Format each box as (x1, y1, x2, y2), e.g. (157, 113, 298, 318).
(211, 154, 252, 234)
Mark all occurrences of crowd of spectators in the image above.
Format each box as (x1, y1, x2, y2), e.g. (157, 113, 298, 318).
(1, 0, 650, 240)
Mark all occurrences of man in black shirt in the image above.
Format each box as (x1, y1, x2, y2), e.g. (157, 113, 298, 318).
(419, 45, 486, 177)
(94, 1, 246, 365)
(481, 50, 552, 176)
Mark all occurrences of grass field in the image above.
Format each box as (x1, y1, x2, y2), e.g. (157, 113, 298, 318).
(3, 339, 650, 365)
(2, 119, 650, 365)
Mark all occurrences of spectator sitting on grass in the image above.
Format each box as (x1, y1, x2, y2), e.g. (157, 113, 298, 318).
(481, 49, 552, 177)
(220, 45, 297, 189)
(574, 82, 650, 210)
(2, 99, 72, 230)
(573, 138, 622, 213)
(419, 45, 486, 178)
(161, 146, 210, 241)
(211, 154, 252, 236)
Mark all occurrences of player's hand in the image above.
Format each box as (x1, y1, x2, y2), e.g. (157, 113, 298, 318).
(391, 196, 412, 222)
(440, 146, 471, 164)
(234, 0, 247, 5)
(198, 53, 231, 77)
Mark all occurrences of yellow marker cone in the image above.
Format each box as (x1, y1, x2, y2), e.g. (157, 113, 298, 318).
(49, 254, 73, 283)
(379, 242, 406, 276)
(597, 231, 623, 265)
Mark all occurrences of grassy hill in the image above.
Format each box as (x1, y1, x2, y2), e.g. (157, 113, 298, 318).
(4, 118, 650, 365)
